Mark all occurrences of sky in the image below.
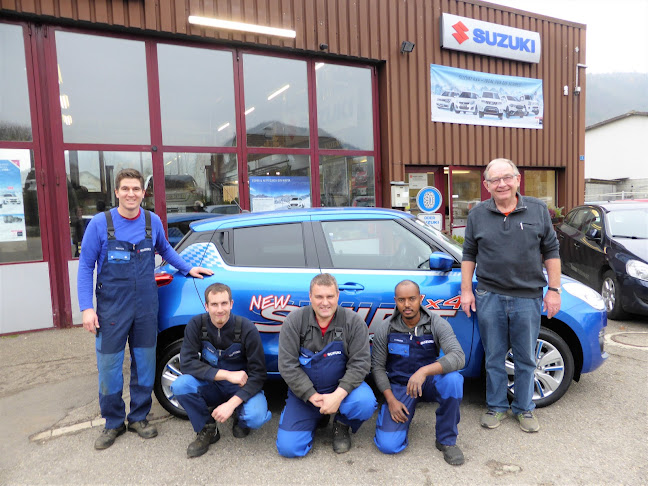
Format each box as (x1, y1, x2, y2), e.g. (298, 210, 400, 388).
(487, 0, 648, 74)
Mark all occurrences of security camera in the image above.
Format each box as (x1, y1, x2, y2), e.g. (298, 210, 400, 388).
(319, 43, 328, 50)
(574, 86, 581, 96)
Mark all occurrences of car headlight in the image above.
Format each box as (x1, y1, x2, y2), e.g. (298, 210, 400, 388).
(627, 260, 648, 282)
(562, 282, 605, 310)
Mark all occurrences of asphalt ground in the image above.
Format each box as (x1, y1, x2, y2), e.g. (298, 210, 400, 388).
(1, 317, 647, 485)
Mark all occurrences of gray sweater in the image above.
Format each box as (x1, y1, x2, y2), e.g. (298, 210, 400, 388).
(278, 306, 371, 402)
(462, 194, 560, 298)
(371, 306, 465, 393)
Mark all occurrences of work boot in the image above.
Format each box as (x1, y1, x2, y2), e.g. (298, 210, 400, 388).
(232, 416, 250, 439)
(94, 423, 126, 450)
(127, 419, 158, 439)
(332, 420, 351, 454)
(480, 409, 508, 429)
(317, 414, 330, 429)
(435, 440, 465, 466)
(187, 424, 220, 458)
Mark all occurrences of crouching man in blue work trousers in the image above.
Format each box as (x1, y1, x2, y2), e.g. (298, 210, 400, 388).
(277, 274, 377, 457)
(372, 280, 465, 465)
(171, 283, 271, 458)
(78, 168, 213, 450)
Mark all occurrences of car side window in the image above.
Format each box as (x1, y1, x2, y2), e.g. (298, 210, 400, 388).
(321, 219, 434, 270)
(582, 209, 602, 240)
(233, 223, 306, 267)
(566, 208, 589, 232)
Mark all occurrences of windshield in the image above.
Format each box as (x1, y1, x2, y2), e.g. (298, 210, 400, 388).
(482, 92, 497, 99)
(607, 208, 648, 238)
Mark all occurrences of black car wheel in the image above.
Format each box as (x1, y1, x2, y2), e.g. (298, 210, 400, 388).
(154, 339, 189, 419)
(506, 327, 574, 408)
(602, 270, 628, 320)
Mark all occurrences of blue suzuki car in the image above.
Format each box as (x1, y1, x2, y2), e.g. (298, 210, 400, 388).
(154, 208, 608, 418)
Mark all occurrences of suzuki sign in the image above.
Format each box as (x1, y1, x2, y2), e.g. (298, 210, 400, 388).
(441, 13, 541, 64)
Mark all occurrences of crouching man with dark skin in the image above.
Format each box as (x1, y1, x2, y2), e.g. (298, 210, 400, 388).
(171, 283, 271, 458)
(372, 280, 466, 465)
(276, 273, 377, 457)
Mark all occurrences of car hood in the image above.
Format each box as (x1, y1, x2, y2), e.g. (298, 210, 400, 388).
(612, 237, 648, 262)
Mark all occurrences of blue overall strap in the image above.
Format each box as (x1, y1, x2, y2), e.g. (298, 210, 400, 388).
(201, 314, 242, 343)
(144, 209, 152, 239)
(300, 307, 344, 346)
(104, 210, 116, 240)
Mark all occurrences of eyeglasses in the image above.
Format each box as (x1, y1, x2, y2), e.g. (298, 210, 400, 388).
(485, 174, 517, 186)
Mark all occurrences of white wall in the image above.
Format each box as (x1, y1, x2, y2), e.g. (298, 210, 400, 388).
(585, 115, 648, 180)
(0, 262, 53, 333)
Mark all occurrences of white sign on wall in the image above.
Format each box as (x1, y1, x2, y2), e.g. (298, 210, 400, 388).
(441, 13, 541, 64)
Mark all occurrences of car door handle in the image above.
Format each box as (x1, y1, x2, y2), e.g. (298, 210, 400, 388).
(339, 283, 365, 293)
(574, 241, 581, 249)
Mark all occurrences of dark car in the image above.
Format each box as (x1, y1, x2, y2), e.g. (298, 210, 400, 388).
(556, 201, 648, 319)
(153, 207, 607, 418)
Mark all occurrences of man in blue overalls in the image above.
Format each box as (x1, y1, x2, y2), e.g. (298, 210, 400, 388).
(171, 282, 272, 458)
(277, 273, 377, 457)
(372, 280, 465, 465)
(78, 168, 213, 450)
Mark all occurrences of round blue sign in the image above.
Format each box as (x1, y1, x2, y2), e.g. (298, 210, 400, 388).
(416, 186, 442, 213)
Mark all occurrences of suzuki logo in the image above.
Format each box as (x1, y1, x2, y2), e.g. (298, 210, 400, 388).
(452, 21, 469, 44)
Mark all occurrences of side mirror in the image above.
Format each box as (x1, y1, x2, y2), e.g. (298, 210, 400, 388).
(429, 251, 454, 271)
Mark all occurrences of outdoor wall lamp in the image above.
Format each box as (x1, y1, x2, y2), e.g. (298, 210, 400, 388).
(400, 41, 415, 54)
(188, 16, 296, 38)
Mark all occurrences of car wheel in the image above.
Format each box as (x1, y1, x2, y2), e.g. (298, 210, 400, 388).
(478, 111, 484, 118)
(602, 270, 628, 320)
(505, 327, 574, 408)
(454, 106, 460, 114)
(154, 339, 189, 419)
(450, 103, 455, 112)
(473, 106, 478, 115)
(498, 113, 503, 120)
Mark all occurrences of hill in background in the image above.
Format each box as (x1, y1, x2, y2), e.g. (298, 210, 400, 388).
(585, 72, 648, 126)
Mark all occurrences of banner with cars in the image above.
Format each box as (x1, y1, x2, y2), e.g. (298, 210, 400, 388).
(430, 64, 543, 129)
(0, 158, 27, 242)
(249, 176, 311, 212)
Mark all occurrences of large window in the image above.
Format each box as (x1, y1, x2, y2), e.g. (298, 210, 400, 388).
(65, 150, 153, 257)
(525, 170, 556, 209)
(0, 24, 31, 142)
(320, 155, 374, 208)
(247, 154, 310, 212)
(316, 64, 374, 150)
(243, 55, 309, 149)
(158, 45, 236, 147)
(55, 32, 150, 144)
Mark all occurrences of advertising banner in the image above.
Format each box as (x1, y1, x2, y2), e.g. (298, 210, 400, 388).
(0, 158, 27, 242)
(249, 176, 311, 212)
(431, 64, 543, 129)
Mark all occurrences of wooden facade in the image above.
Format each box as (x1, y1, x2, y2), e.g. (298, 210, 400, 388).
(0, 0, 587, 209)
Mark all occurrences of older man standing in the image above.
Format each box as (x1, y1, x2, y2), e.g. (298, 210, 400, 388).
(460, 158, 561, 433)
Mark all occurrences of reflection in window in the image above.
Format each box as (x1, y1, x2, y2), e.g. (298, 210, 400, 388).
(316, 64, 373, 150)
(158, 45, 236, 147)
(248, 154, 310, 212)
(55, 32, 150, 144)
(0, 149, 42, 263)
(525, 170, 556, 208)
(159, 153, 239, 214)
(451, 170, 481, 229)
(0, 23, 32, 141)
(320, 156, 374, 208)
(233, 223, 306, 267)
(65, 151, 153, 257)
(321, 220, 433, 270)
(243, 55, 309, 148)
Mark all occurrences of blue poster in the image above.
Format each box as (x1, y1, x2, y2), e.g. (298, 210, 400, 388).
(249, 176, 311, 212)
(430, 64, 543, 129)
(0, 159, 27, 242)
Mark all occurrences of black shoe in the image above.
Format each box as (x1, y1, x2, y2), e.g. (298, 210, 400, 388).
(332, 420, 351, 454)
(317, 414, 330, 429)
(435, 440, 465, 466)
(94, 423, 126, 450)
(187, 424, 220, 458)
(127, 419, 158, 439)
(232, 416, 250, 439)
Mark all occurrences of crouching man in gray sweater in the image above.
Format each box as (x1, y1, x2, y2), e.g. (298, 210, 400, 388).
(372, 280, 465, 465)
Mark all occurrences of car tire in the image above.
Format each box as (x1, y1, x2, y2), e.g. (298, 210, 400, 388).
(506, 327, 575, 408)
(602, 270, 628, 320)
(478, 111, 484, 118)
(498, 113, 503, 120)
(154, 339, 189, 419)
(450, 103, 455, 112)
(473, 106, 478, 115)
